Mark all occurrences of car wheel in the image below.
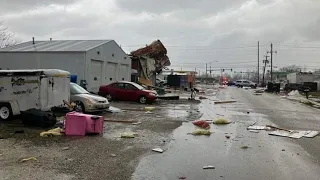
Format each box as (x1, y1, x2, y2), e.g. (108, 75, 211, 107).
(75, 102, 86, 113)
(0, 104, 12, 121)
(139, 96, 148, 104)
(105, 94, 112, 101)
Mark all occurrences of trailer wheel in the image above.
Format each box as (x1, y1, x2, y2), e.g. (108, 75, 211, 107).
(0, 103, 13, 121)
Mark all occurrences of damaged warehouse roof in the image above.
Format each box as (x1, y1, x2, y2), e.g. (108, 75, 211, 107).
(130, 40, 171, 72)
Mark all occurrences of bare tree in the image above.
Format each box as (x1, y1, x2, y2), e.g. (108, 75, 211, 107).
(0, 21, 18, 48)
(279, 65, 301, 73)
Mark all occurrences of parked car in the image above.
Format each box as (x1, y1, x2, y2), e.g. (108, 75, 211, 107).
(235, 80, 257, 88)
(98, 81, 158, 104)
(70, 82, 109, 113)
(227, 81, 236, 86)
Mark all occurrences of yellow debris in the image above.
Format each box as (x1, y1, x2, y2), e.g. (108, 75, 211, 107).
(120, 132, 136, 138)
(213, 118, 230, 125)
(40, 128, 63, 137)
(20, 157, 37, 163)
(191, 129, 212, 136)
(144, 107, 155, 111)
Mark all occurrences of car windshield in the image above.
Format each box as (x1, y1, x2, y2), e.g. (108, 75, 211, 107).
(133, 83, 145, 90)
(70, 83, 89, 94)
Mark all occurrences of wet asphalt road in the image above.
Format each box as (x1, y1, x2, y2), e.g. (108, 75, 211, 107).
(132, 87, 320, 180)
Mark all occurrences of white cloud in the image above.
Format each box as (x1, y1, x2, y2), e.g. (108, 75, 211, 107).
(1, 0, 320, 72)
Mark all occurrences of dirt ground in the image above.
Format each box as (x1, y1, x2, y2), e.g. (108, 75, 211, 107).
(0, 99, 201, 180)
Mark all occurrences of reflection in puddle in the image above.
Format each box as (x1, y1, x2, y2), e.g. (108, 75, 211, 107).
(167, 109, 189, 118)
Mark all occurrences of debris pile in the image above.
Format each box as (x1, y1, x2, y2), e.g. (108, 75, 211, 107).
(213, 118, 230, 125)
(191, 129, 212, 136)
(247, 125, 319, 139)
(192, 120, 210, 129)
(131, 40, 170, 73)
(130, 40, 171, 85)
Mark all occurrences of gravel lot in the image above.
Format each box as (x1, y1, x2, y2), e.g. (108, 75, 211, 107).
(0, 99, 201, 180)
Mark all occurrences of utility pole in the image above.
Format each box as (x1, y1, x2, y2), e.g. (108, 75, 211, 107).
(270, 43, 273, 82)
(205, 63, 208, 78)
(262, 55, 269, 84)
(267, 43, 277, 82)
(257, 41, 260, 84)
(210, 63, 212, 77)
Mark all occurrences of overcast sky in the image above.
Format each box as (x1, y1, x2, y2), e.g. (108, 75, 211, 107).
(1, 0, 320, 74)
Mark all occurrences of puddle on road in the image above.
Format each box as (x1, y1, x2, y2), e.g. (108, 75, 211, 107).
(167, 109, 189, 118)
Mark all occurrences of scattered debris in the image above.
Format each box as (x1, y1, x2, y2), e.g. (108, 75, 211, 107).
(254, 89, 265, 93)
(132, 122, 142, 125)
(191, 129, 211, 136)
(248, 125, 319, 139)
(249, 130, 259, 133)
(14, 130, 24, 134)
(110, 154, 117, 157)
(104, 119, 137, 123)
(240, 145, 249, 149)
(106, 106, 122, 113)
(152, 148, 164, 153)
(213, 118, 230, 125)
(214, 100, 237, 104)
(247, 125, 271, 131)
(144, 107, 155, 111)
(120, 132, 136, 138)
(225, 135, 231, 139)
(40, 128, 63, 137)
(268, 130, 319, 139)
(61, 147, 69, 150)
(199, 96, 207, 100)
(192, 120, 210, 129)
(20, 157, 37, 163)
(288, 90, 300, 96)
(203, 165, 215, 169)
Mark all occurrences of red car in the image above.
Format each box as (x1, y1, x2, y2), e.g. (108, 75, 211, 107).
(98, 81, 158, 104)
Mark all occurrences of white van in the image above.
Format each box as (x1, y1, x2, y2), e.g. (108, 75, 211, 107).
(0, 69, 70, 120)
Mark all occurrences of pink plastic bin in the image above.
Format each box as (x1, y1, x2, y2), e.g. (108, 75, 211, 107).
(65, 112, 86, 136)
(85, 115, 104, 135)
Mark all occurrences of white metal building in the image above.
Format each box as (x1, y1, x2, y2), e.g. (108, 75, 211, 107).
(287, 72, 314, 84)
(0, 40, 131, 92)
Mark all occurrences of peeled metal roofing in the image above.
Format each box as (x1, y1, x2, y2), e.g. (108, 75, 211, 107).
(0, 40, 112, 52)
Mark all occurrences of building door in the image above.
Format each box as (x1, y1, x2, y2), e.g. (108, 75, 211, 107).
(90, 59, 103, 92)
(119, 64, 129, 81)
(106, 62, 117, 84)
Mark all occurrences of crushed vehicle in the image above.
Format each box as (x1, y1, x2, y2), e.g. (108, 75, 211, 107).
(98, 81, 158, 104)
(70, 82, 109, 113)
(0, 69, 70, 120)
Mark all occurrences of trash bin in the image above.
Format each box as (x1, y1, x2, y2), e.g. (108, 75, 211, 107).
(70, 75, 77, 83)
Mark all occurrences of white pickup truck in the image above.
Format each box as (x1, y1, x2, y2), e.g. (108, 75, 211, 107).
(235, 80, 257, 88)
(0, 69, 70, 120)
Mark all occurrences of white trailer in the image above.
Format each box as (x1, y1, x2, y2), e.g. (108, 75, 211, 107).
(0, 69, 70, 120)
